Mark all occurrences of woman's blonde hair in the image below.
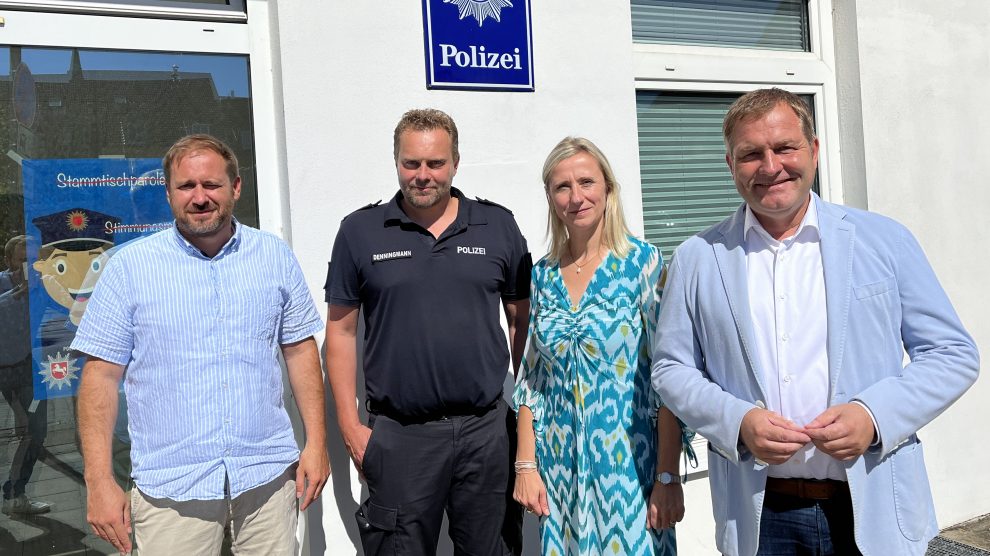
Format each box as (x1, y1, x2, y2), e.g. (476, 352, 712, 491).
(542, 137, 631, 263)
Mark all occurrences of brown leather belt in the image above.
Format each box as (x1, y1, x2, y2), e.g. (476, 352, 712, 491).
(765, 477, 848, 500)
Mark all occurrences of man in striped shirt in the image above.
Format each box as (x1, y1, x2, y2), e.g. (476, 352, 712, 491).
(73, 134, 329, 555)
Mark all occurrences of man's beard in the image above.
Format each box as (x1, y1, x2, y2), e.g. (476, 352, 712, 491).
(176, 203, 233, 236)
(401, 183, 449, 209)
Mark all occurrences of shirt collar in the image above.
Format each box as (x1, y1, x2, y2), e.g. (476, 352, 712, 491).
(743, 194, 820, 246)
(170, 218, 241, 258)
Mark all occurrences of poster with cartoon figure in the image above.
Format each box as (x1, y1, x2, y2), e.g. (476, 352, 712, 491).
(23, 159, 173, 399)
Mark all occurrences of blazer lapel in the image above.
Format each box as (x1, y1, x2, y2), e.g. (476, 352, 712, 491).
(712, 205, 768, 401)
(816, 195, 855, 396)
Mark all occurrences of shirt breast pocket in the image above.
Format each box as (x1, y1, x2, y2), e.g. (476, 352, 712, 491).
(239, 288, 283, 342)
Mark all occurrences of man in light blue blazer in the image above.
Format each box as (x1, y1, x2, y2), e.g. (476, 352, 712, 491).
(652, 88, 979, 556)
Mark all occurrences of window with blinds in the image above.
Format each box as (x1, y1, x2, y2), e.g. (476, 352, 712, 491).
(631, 0, 810, 52)
(636, 91, 817, 260)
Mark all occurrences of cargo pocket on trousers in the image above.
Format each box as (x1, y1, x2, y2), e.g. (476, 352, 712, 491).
(356, 499, 398, 555)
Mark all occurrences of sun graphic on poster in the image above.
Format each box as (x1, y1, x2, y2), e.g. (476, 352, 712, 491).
(444, 0, 513, 27)
(65, 210, 89, 231)
(39, 349, 80, 391)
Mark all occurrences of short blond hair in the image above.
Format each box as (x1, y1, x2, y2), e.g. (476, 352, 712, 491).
(162, 134, 239, 186)
(541, 137, 631, 263)
(393, 108, 459, 164)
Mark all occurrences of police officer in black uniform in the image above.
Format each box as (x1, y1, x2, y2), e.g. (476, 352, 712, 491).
(325, 108, 530, 555)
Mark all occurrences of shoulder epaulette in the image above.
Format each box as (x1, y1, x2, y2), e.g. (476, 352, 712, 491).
(357, 200, 382, 211)
(475, 197, 513, 215)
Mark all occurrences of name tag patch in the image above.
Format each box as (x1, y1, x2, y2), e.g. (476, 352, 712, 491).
(457, 246, 486, 255)
(372, 250, 412, 263)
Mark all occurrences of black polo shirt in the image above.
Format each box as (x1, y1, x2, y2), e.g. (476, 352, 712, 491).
(325, 188, 531, 418)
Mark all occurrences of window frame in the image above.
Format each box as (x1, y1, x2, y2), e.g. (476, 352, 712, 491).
(0, 7, 295, 551)
(0, 5, 287, 235)
(632, 0, 841, 478)
(635, 81, 839, 207)
(0, 0, 246, 22)
(632, 0, 841, 205)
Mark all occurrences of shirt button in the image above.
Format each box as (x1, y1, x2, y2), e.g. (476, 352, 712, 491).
(778, 294, 786, 300)
(783, 375, 792, 383)
(781, 333, 789, 342)
(571, 305, 578, 312)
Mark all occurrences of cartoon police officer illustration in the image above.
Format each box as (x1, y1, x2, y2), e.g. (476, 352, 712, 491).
(31, 208, 120, 393)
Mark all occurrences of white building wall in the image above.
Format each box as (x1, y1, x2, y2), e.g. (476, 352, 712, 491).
(273, 2, 666, 554)
(844, 0, 990, 529)
(270, 1, 987, 553)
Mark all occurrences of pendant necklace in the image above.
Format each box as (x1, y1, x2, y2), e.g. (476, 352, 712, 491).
(569, 245, 600, 274)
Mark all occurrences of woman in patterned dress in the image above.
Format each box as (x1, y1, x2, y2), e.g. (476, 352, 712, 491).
(513, 137, 692, 555)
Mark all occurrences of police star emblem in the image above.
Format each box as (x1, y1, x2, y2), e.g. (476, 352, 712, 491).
(444, 0, 512, 27)
(39, 349, 80, 390)
(65, 210, 89, 232)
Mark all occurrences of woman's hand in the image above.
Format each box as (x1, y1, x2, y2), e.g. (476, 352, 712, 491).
(513, 471, 550, 517)
(647, 482, 684, 530)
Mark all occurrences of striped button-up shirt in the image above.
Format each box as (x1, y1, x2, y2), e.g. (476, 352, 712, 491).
(71, 222, 323, 500)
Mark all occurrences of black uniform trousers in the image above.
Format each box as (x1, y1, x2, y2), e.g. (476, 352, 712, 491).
(357, 398, 511, 555)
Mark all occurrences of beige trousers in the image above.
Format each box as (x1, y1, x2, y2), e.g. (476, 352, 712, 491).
(130, 467, 298, 556)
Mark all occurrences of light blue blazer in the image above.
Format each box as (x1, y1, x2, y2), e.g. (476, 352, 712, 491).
(652, 195, 979, 556)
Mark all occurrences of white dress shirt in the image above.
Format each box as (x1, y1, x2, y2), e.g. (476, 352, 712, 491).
(744, 199, 846, 481)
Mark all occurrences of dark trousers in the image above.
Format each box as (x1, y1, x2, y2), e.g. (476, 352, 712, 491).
(1, 360, 48, 500)
(357, 399, 510, 556)
(757, 485, 861, 556)
(501, 408, 522, 556)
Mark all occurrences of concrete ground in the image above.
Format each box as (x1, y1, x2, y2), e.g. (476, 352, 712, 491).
(936, 514, 990, 554)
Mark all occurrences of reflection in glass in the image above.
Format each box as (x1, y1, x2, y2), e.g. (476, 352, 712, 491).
(0, 45, 254, 555)
(1, 233, 50, 522)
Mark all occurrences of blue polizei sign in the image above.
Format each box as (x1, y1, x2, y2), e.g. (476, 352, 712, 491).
(422, 0, 534, 91)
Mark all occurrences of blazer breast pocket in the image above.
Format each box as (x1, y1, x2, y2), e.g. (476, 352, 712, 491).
(853, 275, 896, 300)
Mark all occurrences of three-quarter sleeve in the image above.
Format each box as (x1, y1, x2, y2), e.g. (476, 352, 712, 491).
(512, 271, 548, 433)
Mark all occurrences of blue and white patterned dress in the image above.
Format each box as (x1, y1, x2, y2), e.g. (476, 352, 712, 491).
(514, 236, 683, 556)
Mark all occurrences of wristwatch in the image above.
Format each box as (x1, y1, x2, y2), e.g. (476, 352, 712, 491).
(655, 471, 681, 485)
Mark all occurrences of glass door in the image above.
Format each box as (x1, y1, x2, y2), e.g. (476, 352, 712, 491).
(0, 10, 260, 554)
